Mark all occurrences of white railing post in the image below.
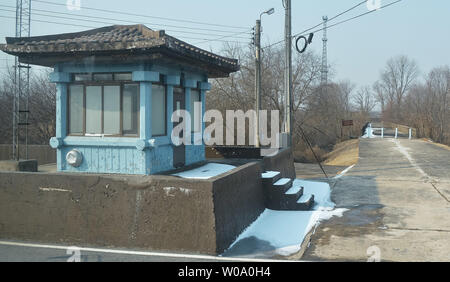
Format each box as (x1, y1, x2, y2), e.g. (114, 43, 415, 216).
(395, 128, 398, 139)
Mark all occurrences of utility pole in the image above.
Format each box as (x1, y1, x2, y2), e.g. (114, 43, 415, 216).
(283, 0, 292, 147)
(254, 19, 261, 147)
(321, 16, 328, 86)
(13, 0, 31, 160)
(254, 8, 274, 148)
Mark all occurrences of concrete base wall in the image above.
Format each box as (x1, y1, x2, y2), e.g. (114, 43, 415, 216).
(0, 148, 295, 254)
(0, 172, 217, 253)
(211, 162, 265, 253)
(0, 164, 264, 254)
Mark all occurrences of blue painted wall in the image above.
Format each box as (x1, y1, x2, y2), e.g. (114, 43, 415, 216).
(50, 62, 210, 175)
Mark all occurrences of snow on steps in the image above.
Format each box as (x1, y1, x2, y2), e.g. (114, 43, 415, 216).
(261, 170, 315, 211)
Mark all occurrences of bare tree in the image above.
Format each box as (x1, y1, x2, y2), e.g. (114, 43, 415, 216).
(0, 68, 55, 145)
(378, 55, 419, 121)
(354, 86, 376, 114)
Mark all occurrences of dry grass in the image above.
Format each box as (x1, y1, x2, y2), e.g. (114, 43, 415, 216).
(421, 138, 450, 151)
(322, 139, 359, 166)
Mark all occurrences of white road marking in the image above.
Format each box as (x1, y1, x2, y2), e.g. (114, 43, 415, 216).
(390, 139, 429, 179)
(334, 164, 355, 179)
(0, 240, 297, 262)
(39, 187, 71, 192)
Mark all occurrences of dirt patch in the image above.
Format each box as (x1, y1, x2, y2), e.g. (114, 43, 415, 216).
(322, 139, 359, 166)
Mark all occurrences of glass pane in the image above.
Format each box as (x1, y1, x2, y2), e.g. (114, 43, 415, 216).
(93, 73, 113, 81)
(152, 84, 166, 136)
(73, 73, 91, 81)
(123, 84, 139, 135)
(103, 86, 120, 135)
(69, 85, 83, 134)
(85, 86, 102, 134)
(114, 73, 132, 81)
(190, 89, 201, 133)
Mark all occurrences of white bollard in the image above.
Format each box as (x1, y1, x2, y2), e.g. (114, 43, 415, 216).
(409, 128, 412, 140)
(395, 128, 398, 139)
(381, 128, 384, 138)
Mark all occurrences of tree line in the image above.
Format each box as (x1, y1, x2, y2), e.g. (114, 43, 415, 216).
(0, 46, 448, 162)
(207, 44, 449, 160)
(0, 69, 55, 145)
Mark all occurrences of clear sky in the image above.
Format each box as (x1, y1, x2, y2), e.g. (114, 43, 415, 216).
(0, 0, 449, 88)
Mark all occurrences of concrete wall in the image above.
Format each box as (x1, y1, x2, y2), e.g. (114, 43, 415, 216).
(0, 172, 217, 254)
(0, 147, 295, 254)
(0, 163, 265, 254)
(262, 147, 296, 179)
(210, 162, 265, 253)
(0, 144, 56, 165)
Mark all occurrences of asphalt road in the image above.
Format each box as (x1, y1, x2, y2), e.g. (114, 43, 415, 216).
(303, 137, 450, 261)
(0, 240, 289, 262)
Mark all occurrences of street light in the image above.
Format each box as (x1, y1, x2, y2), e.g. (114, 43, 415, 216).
(260, 8, 275, 19)
(255, 8, 274, 148)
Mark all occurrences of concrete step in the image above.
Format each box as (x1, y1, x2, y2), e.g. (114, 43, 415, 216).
(261, 171, 315, 211)
(272, 177, 293, 193)
(261, 171, 281, 187)
(267, 193, 314, 211)
(284, 183, 304, 202)
(294, 194, 315, 211)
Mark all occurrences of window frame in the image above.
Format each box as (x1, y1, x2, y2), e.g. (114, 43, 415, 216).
(151, 76, 167, 137)
(67, 74, 140, 137)
(190, 88, 202, 134)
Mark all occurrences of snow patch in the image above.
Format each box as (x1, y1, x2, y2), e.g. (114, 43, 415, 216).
(261, 171, 280, 178)
(361, 126, 376, 138)
(285, 183, 302, 195)
(225, 179, 348, 257)
(274, 178, 290, 186)
(172, 163, 236, 179)
(163, 187, 192, 196)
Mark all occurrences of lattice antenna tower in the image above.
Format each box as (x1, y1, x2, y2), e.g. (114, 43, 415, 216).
(12, 0, 32, 160)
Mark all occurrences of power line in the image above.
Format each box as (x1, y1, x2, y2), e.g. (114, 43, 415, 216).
(33, 0, 249, 30)
(193, 30, 252, 45)
(0, 4, 252, 36)
(262, 0, 401, 50)
(295, 0, 403, 38)
(294, 0, 367, 38)
(0, 14, 250, 44)
(0, 6, 252, 39)
(263, 1, 366, 50)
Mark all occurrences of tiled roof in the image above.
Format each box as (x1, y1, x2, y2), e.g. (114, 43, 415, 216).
(0, 24, 239, 76)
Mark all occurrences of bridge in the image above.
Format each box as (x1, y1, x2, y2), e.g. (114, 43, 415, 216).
(303, 135, 450, 261)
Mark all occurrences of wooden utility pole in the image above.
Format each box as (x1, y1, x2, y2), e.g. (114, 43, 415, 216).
(284, 0, 292, 147)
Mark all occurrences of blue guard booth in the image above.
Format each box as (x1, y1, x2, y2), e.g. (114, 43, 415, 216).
(1, 25, 239, 174)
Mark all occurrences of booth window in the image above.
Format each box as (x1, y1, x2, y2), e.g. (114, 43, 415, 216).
(151, 83, 166, 136)
(68, 73, 139, 137)
(190, 89, 201, 133)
